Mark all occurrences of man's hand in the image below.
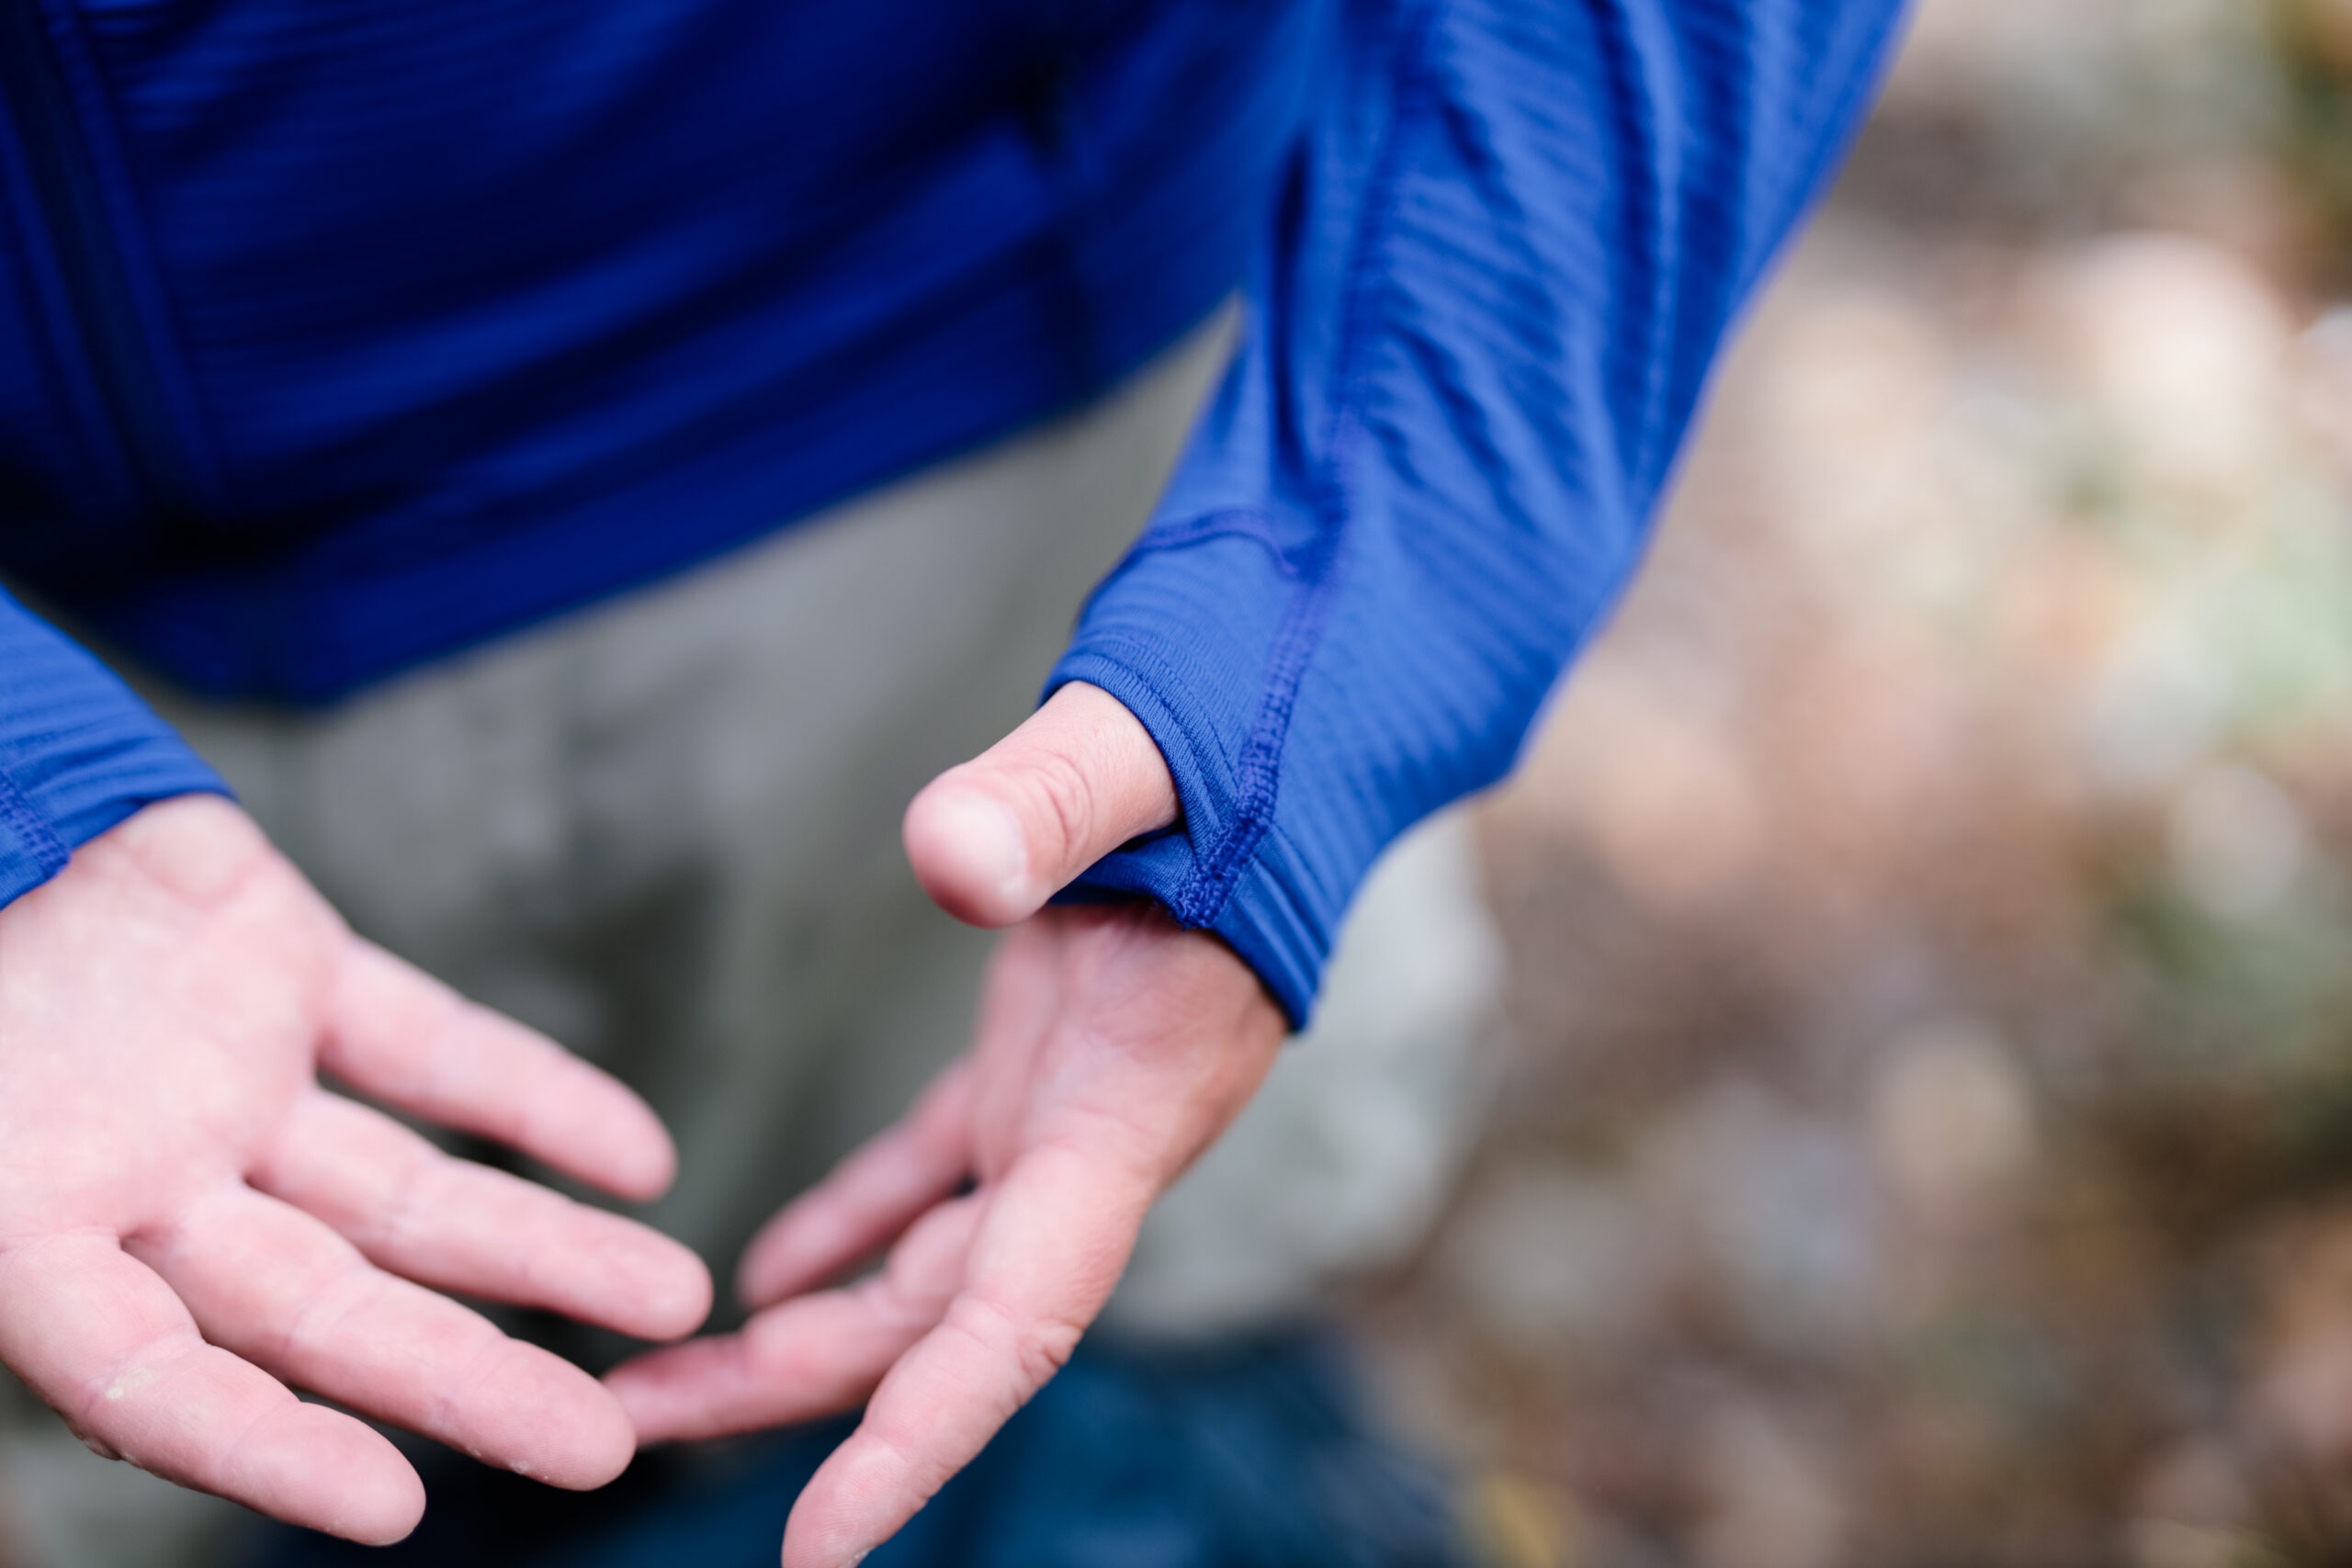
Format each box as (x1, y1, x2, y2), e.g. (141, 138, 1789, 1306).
(607, 683, 1286, 1568)
(0, 795, 713, 1543)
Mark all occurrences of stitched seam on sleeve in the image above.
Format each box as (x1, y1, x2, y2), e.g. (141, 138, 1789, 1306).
(1171, 0, 1445, 927)
(0, 765, 70, 885)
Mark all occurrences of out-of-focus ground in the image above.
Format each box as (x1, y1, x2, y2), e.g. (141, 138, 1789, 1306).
(1359, 2, 2352, 1564)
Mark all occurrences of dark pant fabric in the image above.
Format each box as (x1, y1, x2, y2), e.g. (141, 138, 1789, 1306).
(243, 1332, 1470, 1568)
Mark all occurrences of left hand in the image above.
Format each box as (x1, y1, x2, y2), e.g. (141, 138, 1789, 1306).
(605, 684, 1287, 1568)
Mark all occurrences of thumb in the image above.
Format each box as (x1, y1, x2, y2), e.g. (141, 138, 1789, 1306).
(904, 682, 1177, 928)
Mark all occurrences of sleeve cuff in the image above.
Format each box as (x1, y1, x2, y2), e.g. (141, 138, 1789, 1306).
(1046, 521, 1336, 1029)
(0, 588, 232, 908)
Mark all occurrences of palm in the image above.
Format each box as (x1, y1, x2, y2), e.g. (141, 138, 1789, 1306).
(609, 902, 1285, 1568)
(0, 797, 710, 1542)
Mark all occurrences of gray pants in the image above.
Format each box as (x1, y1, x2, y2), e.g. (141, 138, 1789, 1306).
(0, 313, 1500, 1566)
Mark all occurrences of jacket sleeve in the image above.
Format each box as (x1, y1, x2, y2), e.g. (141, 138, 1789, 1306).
(0, 588, 229, 905)
(1047, 0, 1908, 1025)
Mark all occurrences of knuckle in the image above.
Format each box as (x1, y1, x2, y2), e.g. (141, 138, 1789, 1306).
(1023, 1314, 1084, 1383)
(946, 1292, 1081, 1394)
(1013, 747, 1097, 870)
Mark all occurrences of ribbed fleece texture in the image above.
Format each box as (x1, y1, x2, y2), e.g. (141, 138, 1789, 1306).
(0, 585, 226, 903)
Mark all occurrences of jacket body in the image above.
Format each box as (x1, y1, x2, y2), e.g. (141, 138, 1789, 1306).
(0, 0, 1308, 696)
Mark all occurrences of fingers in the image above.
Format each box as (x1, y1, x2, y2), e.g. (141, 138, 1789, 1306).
(0, 1235, 424, 1545)
(735, 1062, 977, 1309)
(610, 1195, 983, 1443)
(254, 1090, 710, 1341)
(903, 682, 1177, 927)
(780, 1140, 1155, 1568)
(323, 937, 677, 1201)
(134, 1185, 638, 1490)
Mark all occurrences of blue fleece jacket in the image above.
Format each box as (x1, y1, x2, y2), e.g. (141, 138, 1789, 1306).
(0, 0, 1905, 1021)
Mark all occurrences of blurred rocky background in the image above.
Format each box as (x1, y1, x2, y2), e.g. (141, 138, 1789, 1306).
(1360, 1, 2352, 1563)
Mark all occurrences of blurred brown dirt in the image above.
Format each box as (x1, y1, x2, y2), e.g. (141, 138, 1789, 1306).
(1352, 3, 2352, 1564)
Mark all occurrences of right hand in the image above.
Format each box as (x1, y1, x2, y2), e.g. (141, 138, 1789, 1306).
(608, 682, 1288, 1568)
(0, 795, 712, 1544)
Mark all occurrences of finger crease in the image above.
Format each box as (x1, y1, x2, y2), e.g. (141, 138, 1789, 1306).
(206, 1389, 287, 1492)
(373, 1147, 441, 1258)
(277, 1261, 383, 1366)
(433, 1331, 511, 1440)
(943, 1292, 1080, 1399)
